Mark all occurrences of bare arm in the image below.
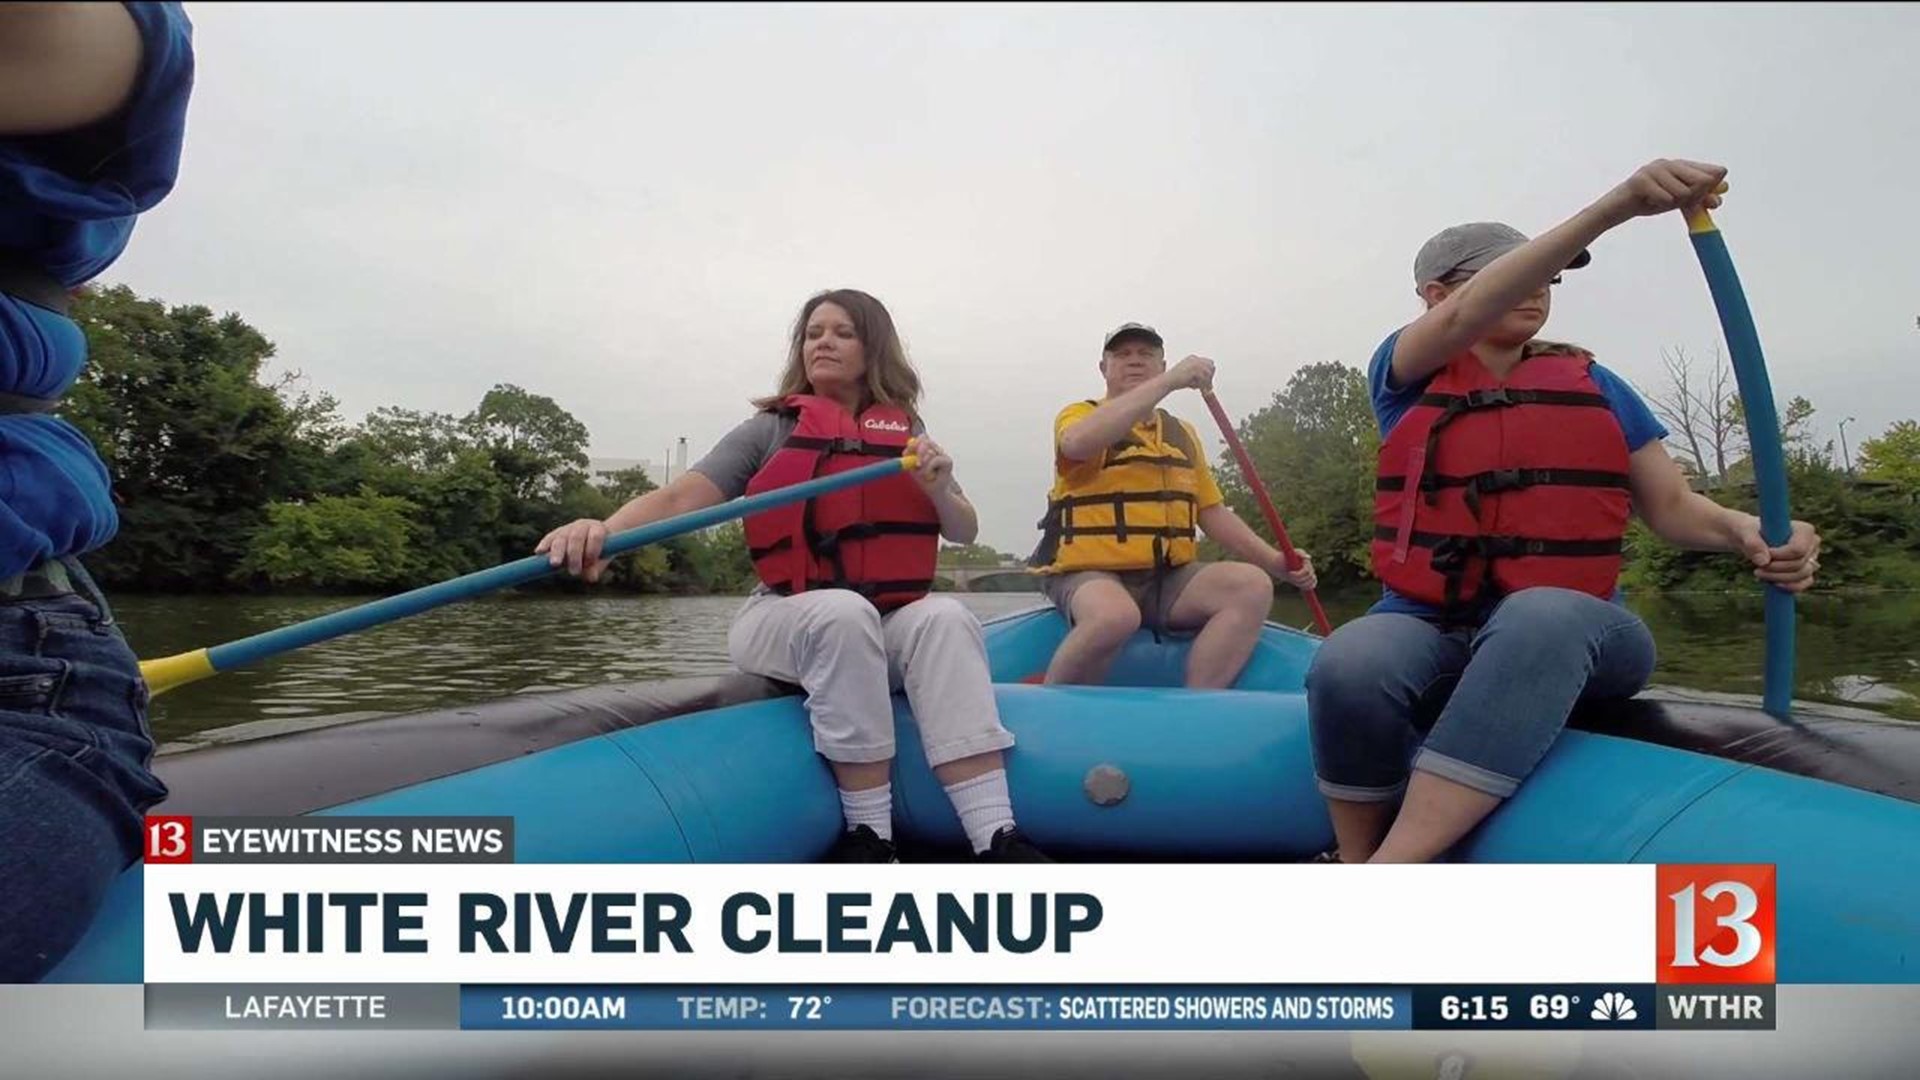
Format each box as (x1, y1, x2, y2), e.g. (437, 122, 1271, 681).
(929, 484, 979, 545)
(1628, 441, 1821, 592)
(1196, 503, 1317, 589)
(1390, 206, 1619, 387)
(537, 470, 728, 582)
(906, 435, 978, 543)
(1196, 503, 1284, 570)
(1390, 159, 1730, 389)
(0, 3, 144, 136)
(1058, 357, 1214, 463)
(1629, 441, 1748, 551)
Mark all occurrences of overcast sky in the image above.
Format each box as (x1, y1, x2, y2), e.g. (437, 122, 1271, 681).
(104, 2, 1920, 553)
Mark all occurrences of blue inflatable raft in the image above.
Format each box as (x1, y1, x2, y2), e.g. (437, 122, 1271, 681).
(44, 605, 1920, 983)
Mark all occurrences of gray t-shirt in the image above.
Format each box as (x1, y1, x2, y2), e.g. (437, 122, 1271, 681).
(689, 409, 936, 500)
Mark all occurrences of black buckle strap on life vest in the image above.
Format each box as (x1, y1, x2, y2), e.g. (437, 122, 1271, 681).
(806, 519, 942, 594)
(1415, 388, 1612, 413)
(1101, 453, 1194, 470)
(1043, 523, 1196, 541)
(0, 249, 70, 317)
(1145, 532, 1170, 645)
(1378, 467, 1631, 517)
(1376, 525, 1625, 612)
(1048, 491, 1198, 510)
(749, 536, 794, 562)
(1412, 388, 1612, 506)
(798, 447, 839, 590)
(1026, 503, 1062, 568)
(811, 521, 942, 557)
(1029, 490, 1197, 565)
(1156, 407, 1198, 463)
(781, 434, 904, 458)
(1379, 526, 1625, 561)
(1096, 407, 1201, 472)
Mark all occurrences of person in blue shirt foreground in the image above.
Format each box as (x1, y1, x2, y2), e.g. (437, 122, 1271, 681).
(0, 2, 194, 980)
(1306, 159, 1823, 865)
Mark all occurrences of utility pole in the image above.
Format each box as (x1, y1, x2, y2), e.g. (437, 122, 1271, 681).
(1838, 416, 1856, 475)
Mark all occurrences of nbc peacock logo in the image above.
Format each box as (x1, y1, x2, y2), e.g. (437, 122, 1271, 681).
(1590, 991, 1638, 1021)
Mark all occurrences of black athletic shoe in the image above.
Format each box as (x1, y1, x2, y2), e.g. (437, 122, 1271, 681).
(827, 824, 898, 863)
(977, 825, 1053, 863)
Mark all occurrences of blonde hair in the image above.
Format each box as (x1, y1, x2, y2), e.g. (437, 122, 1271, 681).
(753, 288, 923, 421)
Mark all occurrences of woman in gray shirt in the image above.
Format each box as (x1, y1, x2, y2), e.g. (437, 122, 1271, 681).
(538, 288, 1048, 863)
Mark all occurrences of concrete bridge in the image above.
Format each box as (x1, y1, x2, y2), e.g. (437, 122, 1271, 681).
(933, 562, 1039, 592)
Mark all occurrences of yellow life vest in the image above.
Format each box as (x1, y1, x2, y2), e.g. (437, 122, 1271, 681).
(1029, 404, 1203, 574)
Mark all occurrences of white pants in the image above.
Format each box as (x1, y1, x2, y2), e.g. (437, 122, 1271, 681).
(727, 590, 1015, 768)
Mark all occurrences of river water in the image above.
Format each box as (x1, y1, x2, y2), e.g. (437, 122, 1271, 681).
(109, 589, 1920, 746)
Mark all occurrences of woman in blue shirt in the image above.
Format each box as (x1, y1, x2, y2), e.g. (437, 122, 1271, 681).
(1305, 160, 1824, 865)
(0, 2, 194, 981)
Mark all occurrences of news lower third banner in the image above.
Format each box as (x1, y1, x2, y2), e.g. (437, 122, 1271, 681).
(138, 816, 1778, 1033)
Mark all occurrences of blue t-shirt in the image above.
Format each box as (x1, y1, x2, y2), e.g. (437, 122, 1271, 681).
(0, 3, 195, 578)
(1366, 329, 1669, 621)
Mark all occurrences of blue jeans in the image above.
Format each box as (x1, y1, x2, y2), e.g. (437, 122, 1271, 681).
(1306, 587, 1656, 801)
(0, 559, 166, 982)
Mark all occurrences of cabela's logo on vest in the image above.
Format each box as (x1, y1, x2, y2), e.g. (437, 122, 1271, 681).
(862, 417, 911, 433)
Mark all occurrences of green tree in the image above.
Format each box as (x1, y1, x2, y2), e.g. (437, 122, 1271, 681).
(456, 384, 594, 567)
(1860, 420, 1920, 494)
(662, 522, 755, 594)
(355, 407, 468, 473)
(594, 464, 657, 506)
(237, 491, 422, 590)
(1210, 361, 1378, 586)
(62, 284, 336, 591)
(463, 383, 591, 501)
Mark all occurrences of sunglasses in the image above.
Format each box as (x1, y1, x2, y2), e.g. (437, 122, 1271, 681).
(1442, 270, 1563, 287)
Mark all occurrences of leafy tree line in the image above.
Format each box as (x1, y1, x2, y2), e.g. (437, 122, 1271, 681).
(62, 284, 753, 594)
(55, 285, 1919, 596)
(1205, 361, 1920, 593)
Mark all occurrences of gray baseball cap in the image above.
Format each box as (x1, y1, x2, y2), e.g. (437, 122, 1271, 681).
(1103, 322, 1164, 351)
(1413, 222, 1591, 286)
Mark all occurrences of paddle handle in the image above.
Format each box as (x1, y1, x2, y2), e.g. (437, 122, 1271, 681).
(1686, 206, 1796, 719)
(1201, 390, 1333, 635)
(140, 456, 918, 695)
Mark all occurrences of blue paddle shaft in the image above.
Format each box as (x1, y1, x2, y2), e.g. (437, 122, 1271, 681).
(207, 458, 909, 673)
(1687, 221, 1795, 718)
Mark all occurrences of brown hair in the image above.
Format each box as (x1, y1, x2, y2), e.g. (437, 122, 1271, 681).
(1521, 339, 1594, 361)
(753, 288, 923, 420)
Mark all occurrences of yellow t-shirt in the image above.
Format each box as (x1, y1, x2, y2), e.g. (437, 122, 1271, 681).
(1052, 400, 1224, 510)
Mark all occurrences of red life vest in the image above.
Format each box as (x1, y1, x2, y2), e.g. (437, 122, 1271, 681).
(743, 394, 941, 613)
(1371, 350, 1633, 611)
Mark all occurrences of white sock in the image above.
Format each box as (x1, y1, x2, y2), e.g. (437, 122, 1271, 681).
(839, 783, 893, 841)
(944, 769, 1016, 854)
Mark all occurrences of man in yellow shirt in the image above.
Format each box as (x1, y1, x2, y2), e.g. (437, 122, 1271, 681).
(1030, 322, 1316, 687)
